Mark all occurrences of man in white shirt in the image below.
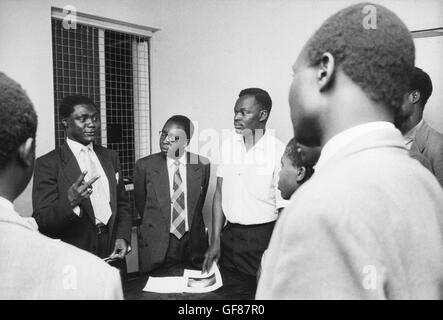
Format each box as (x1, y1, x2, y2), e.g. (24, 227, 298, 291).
(202, 88, 287, 278)
(0, 72, 122, 299)
(32, 96, 132, 270)
(256, 3, 443, 299)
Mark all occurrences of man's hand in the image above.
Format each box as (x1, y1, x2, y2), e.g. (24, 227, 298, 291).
(110, 238, 129, 259)
(67, 170, 100, 208)
(202, 240, 221, 274)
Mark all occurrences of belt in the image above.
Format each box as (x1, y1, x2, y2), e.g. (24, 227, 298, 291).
(96, 223, 108, 235)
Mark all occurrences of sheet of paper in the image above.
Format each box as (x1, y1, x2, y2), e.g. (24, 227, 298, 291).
(142, 276, 186, 293)
(183, 263, 223, 293)
(142, 264, 223, 294)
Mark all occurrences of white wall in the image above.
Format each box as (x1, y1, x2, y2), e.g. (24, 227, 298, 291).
(1, 0, 442, 220)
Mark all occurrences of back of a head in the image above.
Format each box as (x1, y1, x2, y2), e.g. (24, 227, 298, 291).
(285, 138, 321, 168)
(239, 88, 272, 114)
(410, 67, 433, 107)
(0, 72, 37, 171)
(305, 2, 415, 114)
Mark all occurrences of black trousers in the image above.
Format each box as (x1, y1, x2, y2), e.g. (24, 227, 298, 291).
(162, 232, 191, 269)
(220, 221, 275, 277)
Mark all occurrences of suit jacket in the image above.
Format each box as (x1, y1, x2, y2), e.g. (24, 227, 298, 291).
(134, 152, 210, 273)
(256, 126, 443, 299)
(0, 204, 122, 299)
(410, 120, 443, 188)
(32, 144, 132, 256)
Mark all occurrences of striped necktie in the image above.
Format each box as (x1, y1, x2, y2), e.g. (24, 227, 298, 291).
(171, 160, 186, 239)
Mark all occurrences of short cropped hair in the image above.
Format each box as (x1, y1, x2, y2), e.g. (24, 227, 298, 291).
(166, 115, 194, 140)
(239, 88, 272, 113)
(0, 72, 37, 169)
(305, 3, 415, 113)
(284, 138, 321, 184)
(60, 95, 97, 119)
(410, 67, 433, 107)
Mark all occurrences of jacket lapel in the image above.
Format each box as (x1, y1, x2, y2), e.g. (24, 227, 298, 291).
(60, 144, 95, 224)
(152, 156, 172, 225)
(186, 152, 202, 225)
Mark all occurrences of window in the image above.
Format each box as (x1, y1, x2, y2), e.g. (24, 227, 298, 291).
(51, 7, 158, 220)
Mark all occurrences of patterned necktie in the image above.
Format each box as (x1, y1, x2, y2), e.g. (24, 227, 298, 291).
(81, 147, 112, 225)
(171, 160, 186, 239)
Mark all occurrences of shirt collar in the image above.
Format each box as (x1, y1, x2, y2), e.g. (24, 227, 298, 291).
(0, 195, 14, 212)
(234, 129, 270, 151)
(315, 121, 395, 171)
(0, 196, 39, 231)
(66, 137, 93, 155)
(167, 153, 187, 168)
(404, 120, 423, 141)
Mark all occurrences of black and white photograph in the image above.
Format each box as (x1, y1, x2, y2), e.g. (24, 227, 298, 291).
(1, 0, 443, 305)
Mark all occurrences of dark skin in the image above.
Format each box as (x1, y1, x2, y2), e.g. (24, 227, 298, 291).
(202, 95, 270, 274)
(0, 137, 35, 203)
(62, 103, 129, 259)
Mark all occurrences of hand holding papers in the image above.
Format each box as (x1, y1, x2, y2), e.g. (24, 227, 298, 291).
(143, 263, 223, 294)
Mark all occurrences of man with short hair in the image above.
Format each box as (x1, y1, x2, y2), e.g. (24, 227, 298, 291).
(256, 3, 443, 299)
(32, 95, 132, 264)
(395, 67, 443, 188)
(202, 88, 287, 278)
(0, 72, 122, 299)
(134, 115, 210, 273)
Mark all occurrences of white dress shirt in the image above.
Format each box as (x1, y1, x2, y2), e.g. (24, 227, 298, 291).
(217, 130, 288, 225)
(167, 154, 189, 232)
(315, 121, 397, 172)
(66, 138, 111, 224)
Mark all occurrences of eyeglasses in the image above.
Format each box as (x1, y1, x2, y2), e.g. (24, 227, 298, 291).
(159, 131, 181, 142)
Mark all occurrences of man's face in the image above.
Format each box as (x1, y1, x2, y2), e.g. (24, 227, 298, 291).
(64, 104, 100, 145)
(233, 95, 266, 136)
(278, 154, 303, 200)
(159, 121, 188, 158)
(289, 53, 323, 146)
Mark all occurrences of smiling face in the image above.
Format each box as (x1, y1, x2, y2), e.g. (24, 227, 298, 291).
(233, 95, 267, 136)
(63, 104, 100, 145)
(289, 52, 324, 147)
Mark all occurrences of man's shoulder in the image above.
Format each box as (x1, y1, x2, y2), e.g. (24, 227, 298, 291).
(136, 152, 164, 166)
(188, 152, 210, 167)
(0, 225, 122, 299)
(94, 144, 118, 157)
(36, 147, 62, 162)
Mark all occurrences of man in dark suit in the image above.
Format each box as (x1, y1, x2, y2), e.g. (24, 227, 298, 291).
(395, 67, 443, 188)
(32, 96, 132, 263)
(134, 115, 210, 274)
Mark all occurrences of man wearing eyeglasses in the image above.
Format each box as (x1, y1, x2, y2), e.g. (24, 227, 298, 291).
(134, 115, 210, 274)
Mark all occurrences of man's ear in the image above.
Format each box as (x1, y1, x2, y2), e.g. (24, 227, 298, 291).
(62, 118, 68, 129)
(295, 166, 306, 182)
(18, 137, 35, 168)
(410, 90, 421, 104)
(259, 110, 269, 122)
(317, 52, 335, 92)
